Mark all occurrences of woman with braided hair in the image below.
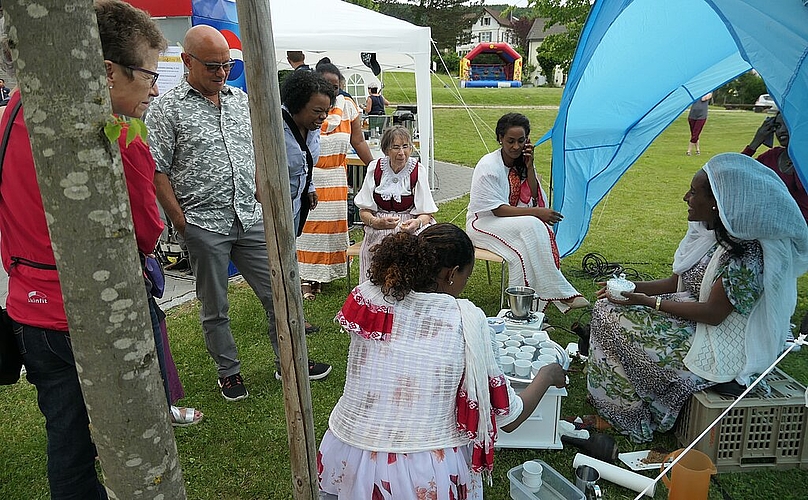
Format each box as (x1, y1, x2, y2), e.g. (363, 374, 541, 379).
(319, 223, 566, 499)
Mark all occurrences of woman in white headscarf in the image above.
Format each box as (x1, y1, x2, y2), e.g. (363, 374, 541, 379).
(587, 153, 808, 443)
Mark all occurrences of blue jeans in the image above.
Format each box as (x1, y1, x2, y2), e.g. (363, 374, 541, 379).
(15, 323, 107, 499)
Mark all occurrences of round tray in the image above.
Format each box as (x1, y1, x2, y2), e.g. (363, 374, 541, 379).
(504, 341, 570, 384)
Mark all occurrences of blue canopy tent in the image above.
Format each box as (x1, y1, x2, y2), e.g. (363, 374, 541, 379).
(542, 0, 808, 257)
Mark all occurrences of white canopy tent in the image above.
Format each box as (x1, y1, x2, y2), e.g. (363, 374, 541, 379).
(268, 0, 434, 174)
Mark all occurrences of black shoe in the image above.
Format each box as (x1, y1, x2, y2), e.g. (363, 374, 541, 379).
(275, 360, 332, 381)
(218, 373, 248, 401)
(305, 322, 320, 335)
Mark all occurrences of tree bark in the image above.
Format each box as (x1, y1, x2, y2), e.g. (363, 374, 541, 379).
(236, 1, 318, 498)
(4, 2, 184, 498)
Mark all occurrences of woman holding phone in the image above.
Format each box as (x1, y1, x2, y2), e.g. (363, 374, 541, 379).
(466, 113, 587, 313)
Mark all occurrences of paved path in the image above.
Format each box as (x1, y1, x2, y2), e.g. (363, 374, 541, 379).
(0, 161, 474, 310)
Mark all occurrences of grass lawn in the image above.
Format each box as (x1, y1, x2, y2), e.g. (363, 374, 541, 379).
(2, 80, 807, 499)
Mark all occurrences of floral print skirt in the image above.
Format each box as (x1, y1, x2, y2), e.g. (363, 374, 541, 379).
(318, 430, 482, 499)
(586, 294, 713, 443)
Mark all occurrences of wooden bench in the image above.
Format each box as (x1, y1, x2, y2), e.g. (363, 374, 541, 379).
(346, 240, 363, 289)
(347, 240, 506, 307)
(474, 247, 507, 308)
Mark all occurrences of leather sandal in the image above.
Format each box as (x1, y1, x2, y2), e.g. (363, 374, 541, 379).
(170, 406, 203, 427)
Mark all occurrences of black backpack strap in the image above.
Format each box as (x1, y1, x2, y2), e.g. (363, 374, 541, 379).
(282, 108, 315, 236)
(0, 96, 23, 178)
(1, 96, 58, 272)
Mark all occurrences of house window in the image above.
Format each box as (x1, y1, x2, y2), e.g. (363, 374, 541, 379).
(480, 31, 492, 43)
(346, 73, 367, 104)
(481, 17, 491, 26)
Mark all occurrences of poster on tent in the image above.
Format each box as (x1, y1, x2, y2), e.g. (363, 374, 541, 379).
(157, 46, 185, 93)
(191, 0, 246, 91)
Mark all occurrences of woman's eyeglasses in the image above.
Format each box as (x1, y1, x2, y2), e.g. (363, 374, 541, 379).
(111, 61, 159, 87)
(187, 53, 236, 73)
(389, 144, 411, 152)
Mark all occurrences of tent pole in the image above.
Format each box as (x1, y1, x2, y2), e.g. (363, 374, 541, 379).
(236, 1, 319, 498)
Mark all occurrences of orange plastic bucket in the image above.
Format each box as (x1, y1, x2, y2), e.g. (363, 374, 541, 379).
(661, 448, 717, 500)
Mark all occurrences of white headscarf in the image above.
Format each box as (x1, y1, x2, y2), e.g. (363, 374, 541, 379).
(703, 153, 808, 384)
(672, 222, 716, 276)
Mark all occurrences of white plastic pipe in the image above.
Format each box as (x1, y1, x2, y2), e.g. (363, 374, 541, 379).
(572, 453, 656, 497)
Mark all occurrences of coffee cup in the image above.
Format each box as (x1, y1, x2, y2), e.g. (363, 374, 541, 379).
(487, 317, 506, 334)
(534, 331, 549, 343)
(522, 461, 543, 491)
(498, 347, 509, 359)
(506, 346, 521, 357)
(495, 333, 508, 343)
(499, 356, 514, 375)
(514, 359, 532, 377)
(523, 337, 540, 347)
(509, 334, 525, 344)
(504, 339, 521, 348)
(531, 360, 545, 377)
(538, 354, 556, 365)
(540, 347, 557, 358)
(520, 345, 537, 356)
(515, 351, 533, 361)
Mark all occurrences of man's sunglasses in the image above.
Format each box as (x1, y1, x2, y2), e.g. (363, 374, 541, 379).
(187, 53, 236, 73)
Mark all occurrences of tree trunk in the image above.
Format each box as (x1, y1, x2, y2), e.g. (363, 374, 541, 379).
(4, 2, 184, 498)
(235, 1, 318, 498)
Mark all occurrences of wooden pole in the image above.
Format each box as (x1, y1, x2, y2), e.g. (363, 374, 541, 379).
(234, 1, 318, 498)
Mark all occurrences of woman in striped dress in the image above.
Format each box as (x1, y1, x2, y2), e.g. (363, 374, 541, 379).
(298, 61, 373, 298)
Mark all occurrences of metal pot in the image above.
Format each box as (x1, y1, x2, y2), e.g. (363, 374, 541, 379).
(505, 286, 537, 319)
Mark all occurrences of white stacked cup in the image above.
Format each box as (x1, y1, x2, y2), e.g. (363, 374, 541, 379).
(521, 460, 543, 492)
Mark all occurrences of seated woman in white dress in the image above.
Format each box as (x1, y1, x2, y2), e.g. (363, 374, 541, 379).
(319, 223, 567, 499)
(467, 113, 588, 313)
(354, 125, 437, 283)
(588, 153, 808, 442)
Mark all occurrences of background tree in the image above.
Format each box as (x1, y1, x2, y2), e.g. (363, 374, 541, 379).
(379, 0, 481, 53)
(536, 52, 563, 86)
(5, 1, 184, 497)
(531, 0, 592, 76)
(713, 70, 768, 105)
(344, 0, 379, 11)
(510, 16, 535, 51)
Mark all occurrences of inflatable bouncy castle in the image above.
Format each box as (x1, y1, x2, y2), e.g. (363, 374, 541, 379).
(460, 42, 522, 88)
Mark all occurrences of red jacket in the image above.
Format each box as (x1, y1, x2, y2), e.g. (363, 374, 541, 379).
(743, 146, 808, 223)
(0, 92, 163, 330)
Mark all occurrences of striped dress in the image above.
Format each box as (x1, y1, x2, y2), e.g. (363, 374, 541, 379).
(297, 94, 358, 283)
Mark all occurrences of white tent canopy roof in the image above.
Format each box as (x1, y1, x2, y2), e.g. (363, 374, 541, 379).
(268, 0, 434, 172)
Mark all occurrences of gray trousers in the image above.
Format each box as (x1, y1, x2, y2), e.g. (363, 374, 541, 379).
(182, 220, 280, 377)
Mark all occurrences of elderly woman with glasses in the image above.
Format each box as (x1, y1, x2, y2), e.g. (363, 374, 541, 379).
(0, 2, 203, 498)
(353, 125, 438, 283)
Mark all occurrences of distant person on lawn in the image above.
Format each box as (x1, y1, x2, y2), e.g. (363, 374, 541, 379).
(146, 25, 331, 402)
(686, 92, 712, 156)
